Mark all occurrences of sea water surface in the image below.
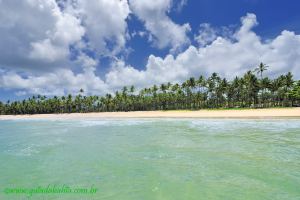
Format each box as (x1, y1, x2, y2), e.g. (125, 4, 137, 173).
(0, 118, 300, 200)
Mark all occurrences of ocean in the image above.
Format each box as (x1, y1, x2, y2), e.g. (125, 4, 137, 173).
(0, 118, 300, 200)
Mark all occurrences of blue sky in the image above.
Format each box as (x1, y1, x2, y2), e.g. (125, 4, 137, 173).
(128, 0, 300, 68)
(126, 0, 300, 69)
(0, 0, 300, 101)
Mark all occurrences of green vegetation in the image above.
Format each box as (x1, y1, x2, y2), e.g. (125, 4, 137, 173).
(0, 63, 300, 115)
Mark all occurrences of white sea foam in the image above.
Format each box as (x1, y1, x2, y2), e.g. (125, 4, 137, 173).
(5, 144, 39, 156)
(75, 119, 155, 127)
(4, 138, 66, 157)
(188, 119, 300, 133)
(189, 120, 236, 133)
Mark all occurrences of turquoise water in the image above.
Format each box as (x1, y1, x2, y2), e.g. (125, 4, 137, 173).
(0, 118, 300, 200)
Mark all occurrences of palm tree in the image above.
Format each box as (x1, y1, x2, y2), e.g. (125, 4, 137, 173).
(130, 85, 135, 94)
(2, 66, 299, 115)
(186, 77, 196, 108)
(197, 75, 206, 93)
(254, 62, 269, 106)
(261, 77, 271, 107)
(284, 72, 294, 106)
(254, 62, 269, 80)
(243, 71, 259, 107)
(159, 84, 168, 110)
(289, 81, 300, 106)
(66, 94, 72, 113)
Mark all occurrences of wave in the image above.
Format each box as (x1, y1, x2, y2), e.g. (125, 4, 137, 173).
(75, 119, 156, 127)
(188, 119, 300, 133)
(4, 138, 65, 157)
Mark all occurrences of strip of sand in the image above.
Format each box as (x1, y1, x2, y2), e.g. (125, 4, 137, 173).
(0, 108, 300, 120)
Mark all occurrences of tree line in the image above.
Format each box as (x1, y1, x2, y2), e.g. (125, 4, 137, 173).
(1, 63, 300, 115)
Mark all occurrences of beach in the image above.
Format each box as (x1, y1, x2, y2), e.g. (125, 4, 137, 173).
(0, 107, 300, 120)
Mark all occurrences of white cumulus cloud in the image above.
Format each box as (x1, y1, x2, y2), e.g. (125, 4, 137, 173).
(70, 0, 131, 56)
(105, 13, 300, 90)
(1, 11, 300, 97)
(129, 0, 191, 52)
(0, 0, 85, 70)
(0, 67, 108, 96)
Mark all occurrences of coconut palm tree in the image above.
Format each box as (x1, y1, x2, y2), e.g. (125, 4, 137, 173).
(254, 62, 269, 106)
(254, 62, 269, 80)
(1, 67, 299, 115)
(289, 81, 300, 106)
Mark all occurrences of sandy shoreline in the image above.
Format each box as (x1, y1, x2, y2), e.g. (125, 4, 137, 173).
(0, 108, 300, 120)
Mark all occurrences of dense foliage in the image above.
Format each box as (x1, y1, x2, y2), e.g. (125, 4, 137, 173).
(1, 63, 300, 115)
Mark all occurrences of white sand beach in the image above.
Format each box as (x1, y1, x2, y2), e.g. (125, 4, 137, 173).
(0, 108, 300, 120)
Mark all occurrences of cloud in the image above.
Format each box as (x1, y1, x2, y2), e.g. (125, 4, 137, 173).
(0, 0, 127, 97)
(194, 23, 235, 47)
(0, 0, 85, 70)
(106, 13, 300, 90)
(0, 0, 130, 95)
(0, 0, 132, 72)
(175, 0, 188, 12)
(129, 0, 191, 52)
(0, 67, 109, 96)
(194, 23, 218, 47)
(1, 12, 300, 97)
(70, 0, 131, 56)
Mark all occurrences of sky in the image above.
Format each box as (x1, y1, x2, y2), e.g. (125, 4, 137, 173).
(0, 0, 300, 101)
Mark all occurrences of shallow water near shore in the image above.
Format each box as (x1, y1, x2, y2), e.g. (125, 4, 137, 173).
(0, 118, 300, 200)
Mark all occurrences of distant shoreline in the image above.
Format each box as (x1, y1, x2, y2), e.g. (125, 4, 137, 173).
(1, 108, 300, 120)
